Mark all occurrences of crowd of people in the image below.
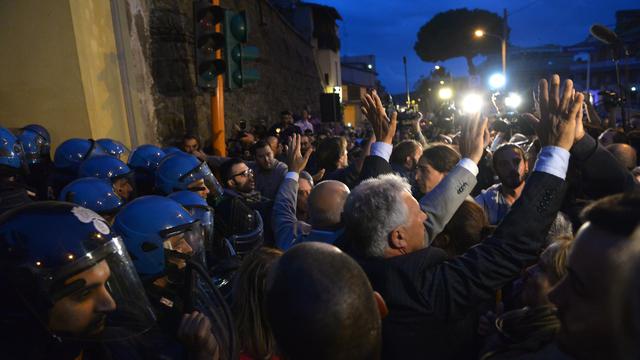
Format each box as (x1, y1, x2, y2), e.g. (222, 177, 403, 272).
(1, 74, 639, 360)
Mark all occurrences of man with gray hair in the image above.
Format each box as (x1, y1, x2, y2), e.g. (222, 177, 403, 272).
(272, 134, 350, 250)
(347, 76, 584, 358)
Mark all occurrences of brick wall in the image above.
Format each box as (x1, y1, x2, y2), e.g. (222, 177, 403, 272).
(125, 0, 322, 147)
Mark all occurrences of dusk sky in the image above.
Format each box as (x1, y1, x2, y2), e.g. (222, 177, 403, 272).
(313, 0, 638, 93)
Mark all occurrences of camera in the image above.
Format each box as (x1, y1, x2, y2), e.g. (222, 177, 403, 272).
(598, 90, 622, 110)
(491, 112, 535, 136)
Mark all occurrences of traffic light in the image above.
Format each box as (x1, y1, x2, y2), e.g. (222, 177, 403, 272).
(194, 1, 226, 89)
(224, 10, 260, 89)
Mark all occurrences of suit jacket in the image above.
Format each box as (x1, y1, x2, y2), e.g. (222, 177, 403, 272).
(357, 171, 566, 359)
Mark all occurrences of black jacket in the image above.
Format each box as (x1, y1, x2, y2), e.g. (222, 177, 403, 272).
(357, 171, 566, 359)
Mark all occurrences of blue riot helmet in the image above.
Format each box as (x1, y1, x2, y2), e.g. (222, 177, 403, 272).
(18, 125, 51, 165)
(168, 190, 214, 264)
(113, 196, 205, 280)
(54, 138, 107, 173)
(0, 202, 155, 345)
(155, 152, 224, 201)
(59, 178, 124, 220)
(162, 146, 182, 156)
(128, 144, 165, 197)
(97, 138, 130, 161)
(78, 155, 135, 201)
(22, 124, 50, 146)
(129, 144, 165, 170)
(0, 127, 27, 177)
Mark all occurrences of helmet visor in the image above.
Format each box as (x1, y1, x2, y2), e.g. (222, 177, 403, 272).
(180, 162, 224, 201)
(160, 221, 206, 266)
(46, 237, 156, 342)
(190, 206, 214, 262)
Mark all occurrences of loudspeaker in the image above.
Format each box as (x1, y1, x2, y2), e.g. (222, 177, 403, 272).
(319, 93, 342, 123)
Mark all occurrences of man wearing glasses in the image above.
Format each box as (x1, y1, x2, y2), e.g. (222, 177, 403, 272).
(214, 158, 269, 252)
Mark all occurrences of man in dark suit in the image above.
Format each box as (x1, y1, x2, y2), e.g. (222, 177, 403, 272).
(344, 76, 584, 359)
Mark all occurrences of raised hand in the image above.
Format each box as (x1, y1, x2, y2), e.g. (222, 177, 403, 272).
(525, 74, 584, 150)
(287, 134, 312, 174)
(458, 113, 490, 164)
(360, 89, 397, 144)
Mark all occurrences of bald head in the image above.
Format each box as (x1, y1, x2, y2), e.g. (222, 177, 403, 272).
(308, 180, 350, 230)
(607, 143, 637, 170)
(266, 242, 382, 360)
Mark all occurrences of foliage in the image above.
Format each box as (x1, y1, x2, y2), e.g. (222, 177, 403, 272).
(414, 8, 508, 75)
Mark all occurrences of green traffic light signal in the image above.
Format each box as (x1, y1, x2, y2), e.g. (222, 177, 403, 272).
(224, 10, 260, 89)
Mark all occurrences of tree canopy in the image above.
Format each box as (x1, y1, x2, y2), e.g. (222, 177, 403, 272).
(414, 8, 508, 75)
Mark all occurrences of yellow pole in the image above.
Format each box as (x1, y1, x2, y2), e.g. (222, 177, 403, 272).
(502, 8, 508, 78)
(211, 0, 226, 156)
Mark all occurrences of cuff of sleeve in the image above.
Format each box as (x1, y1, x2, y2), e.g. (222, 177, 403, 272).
(371, 142, 393, 161)
(285, 172, 300, 182)
(458, 158, 479, 176)
(534, 146, 570, 180)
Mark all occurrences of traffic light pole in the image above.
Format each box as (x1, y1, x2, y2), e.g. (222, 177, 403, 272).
(210, 0, 226, 156)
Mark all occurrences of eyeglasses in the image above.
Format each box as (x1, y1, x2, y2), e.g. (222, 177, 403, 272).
(232, 167, 253, 179)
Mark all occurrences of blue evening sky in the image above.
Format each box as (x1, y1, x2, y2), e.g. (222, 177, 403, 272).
(313, 0, 638, 93)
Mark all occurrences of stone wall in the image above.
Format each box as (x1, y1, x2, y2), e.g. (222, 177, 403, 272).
(124, 0, 323, 147)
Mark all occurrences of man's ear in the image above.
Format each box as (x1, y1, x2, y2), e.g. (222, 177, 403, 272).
(389, 227, 408, 250)
(227, 179, 236, 188)
(373, 291, 388, 319)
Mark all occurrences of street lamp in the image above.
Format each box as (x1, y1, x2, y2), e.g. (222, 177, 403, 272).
(474, 28, 507, 78)
(438, 87, 453, 100)
(489, 73, 506, 89)
(505, 92, 522, 109)
(434, 65, 441, 70)
(461, 93, 483, 114)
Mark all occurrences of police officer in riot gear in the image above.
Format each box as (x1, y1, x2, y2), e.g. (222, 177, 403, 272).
(0, 126, 33, 215)
(0, 202, 156, 359)
(50, 138, 107, 198)
(96, 138, 130, 161)
(78, 155, 136, 202)
(155, 152, 223, 204)
(114, 195, 237, 359)
(59, 177, 125, 223)
(128, 144, 165, 196)
(18, 124, 52, 200)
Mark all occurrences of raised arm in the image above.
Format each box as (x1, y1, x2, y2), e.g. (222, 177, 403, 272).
(420, 114, 489, 241)
(426, 75, 584, 318)
(272, 134, 312, 250)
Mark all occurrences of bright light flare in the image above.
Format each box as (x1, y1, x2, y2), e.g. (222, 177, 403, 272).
(474, 29, 485, 38)
(438, 87, 453, 100)
(489, 73, 506, 89)
(505, 93, 523, 109)
(461, 93, 484, 114)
